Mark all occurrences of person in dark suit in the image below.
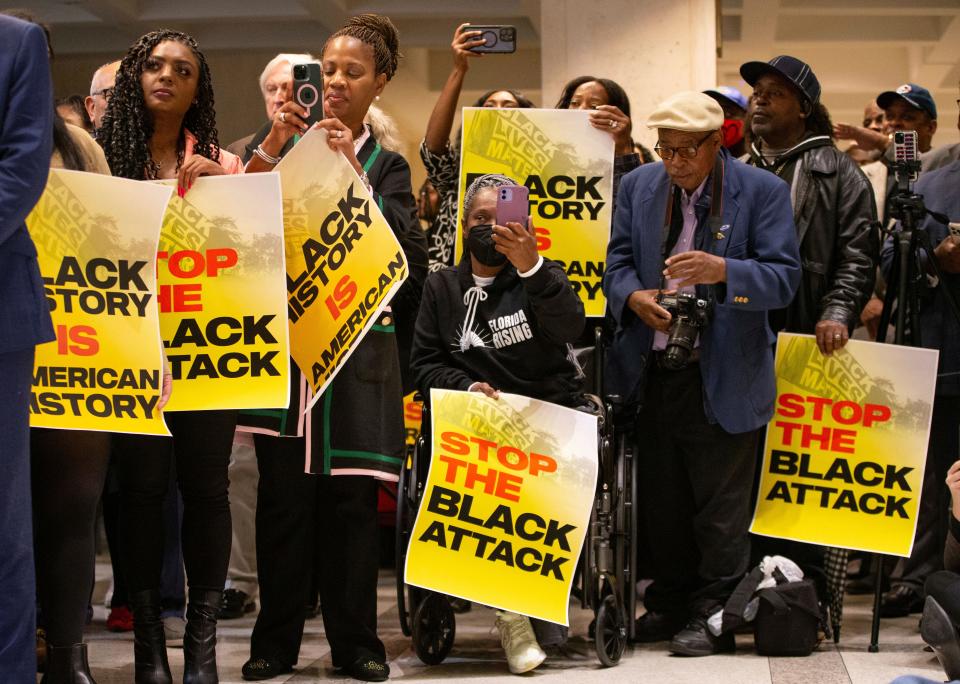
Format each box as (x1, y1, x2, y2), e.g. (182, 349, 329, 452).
(603, 91, 800, 656)
(879, 159, 960, 617)
(0, 12, 55, 682)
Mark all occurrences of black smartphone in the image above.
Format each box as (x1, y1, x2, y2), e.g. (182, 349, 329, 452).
(292, 63, 323, 127)
(467, 25, 517, 54)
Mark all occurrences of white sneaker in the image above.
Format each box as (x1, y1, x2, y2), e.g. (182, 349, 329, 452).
(495, 612, 546, 674)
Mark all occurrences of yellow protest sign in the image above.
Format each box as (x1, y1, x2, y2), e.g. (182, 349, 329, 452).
(158, 174, 289, 411)
(405, 389, 598, 624)
(27, 169, 171, 435)
(403, 391, 423, 447)
(276, 129, 408, 407)
(456, 108, 613, 316)
(751, 333, 938, 556)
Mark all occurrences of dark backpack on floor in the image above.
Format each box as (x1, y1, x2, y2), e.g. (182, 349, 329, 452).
(722, 565, 821, 657)
(754, 578, 821, 656)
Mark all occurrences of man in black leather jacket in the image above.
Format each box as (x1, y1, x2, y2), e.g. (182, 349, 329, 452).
(738, 56, 879, 594)
(740, 56, 879, 353)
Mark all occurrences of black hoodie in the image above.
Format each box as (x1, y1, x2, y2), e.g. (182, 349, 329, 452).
(410, 255, 586, 407)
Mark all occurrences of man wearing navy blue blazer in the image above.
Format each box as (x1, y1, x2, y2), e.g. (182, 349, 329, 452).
(604, 91, 800, 656)
(0, 13, 55, 682)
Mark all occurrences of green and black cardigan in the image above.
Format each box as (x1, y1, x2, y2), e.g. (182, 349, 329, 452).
(239, 124, 428, 480)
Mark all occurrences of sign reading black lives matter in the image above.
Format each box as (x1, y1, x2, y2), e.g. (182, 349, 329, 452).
(456, 108, 614, 316)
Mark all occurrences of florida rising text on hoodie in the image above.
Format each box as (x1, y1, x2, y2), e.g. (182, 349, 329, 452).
(410, 256, 586, 407)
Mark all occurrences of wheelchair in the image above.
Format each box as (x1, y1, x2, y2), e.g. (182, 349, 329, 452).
(394, 327, 637, 667)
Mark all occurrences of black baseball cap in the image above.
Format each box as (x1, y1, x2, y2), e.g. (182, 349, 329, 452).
(876, 84, 937, 120)
(740, 55, 821, 105)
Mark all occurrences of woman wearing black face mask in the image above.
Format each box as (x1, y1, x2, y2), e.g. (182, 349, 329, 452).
(410, 173, 585, 410)
(408, 173, 585, 673)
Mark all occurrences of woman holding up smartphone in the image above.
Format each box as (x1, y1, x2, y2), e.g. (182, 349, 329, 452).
(410, 173, 586, 674)
(555, 75, 654, 205)
(240, 13, 427, 683)
(420, 23, 536, 272)
(99, 29, 242, 684)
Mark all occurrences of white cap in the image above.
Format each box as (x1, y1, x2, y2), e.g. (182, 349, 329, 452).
(647, 91, 724, 132)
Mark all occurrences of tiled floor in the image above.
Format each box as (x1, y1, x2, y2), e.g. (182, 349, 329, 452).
(64, 567, 948, 684)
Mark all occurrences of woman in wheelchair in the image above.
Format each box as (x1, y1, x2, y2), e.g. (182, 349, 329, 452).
(409, 173, 586, 673)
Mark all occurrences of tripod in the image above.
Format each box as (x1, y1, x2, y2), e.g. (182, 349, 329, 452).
(868, 182, 960, 653)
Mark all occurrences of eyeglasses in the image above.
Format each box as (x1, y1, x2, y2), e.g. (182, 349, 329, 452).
(91, 87, 114, 101)
(654, 132, 714, 161)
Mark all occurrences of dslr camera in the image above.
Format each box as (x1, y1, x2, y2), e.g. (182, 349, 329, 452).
(655, 292, 711, 370)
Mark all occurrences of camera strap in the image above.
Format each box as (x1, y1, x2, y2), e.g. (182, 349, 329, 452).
(659, 156, 725, 291)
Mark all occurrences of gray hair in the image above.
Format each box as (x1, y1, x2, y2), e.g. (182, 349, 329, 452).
(258, 53, 318, 95)
(462, 173, 518, 218)
(365, 104, 403, 153)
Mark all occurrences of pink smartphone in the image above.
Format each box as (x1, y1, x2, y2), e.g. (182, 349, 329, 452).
(496, 185, 529, 227)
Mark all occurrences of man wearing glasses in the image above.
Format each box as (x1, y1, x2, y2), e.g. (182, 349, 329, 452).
(604, 91, 800, 656)
(84, 60, 119, 134)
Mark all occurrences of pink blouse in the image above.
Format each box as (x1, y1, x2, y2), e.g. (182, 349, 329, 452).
(184, 130, 243, 175)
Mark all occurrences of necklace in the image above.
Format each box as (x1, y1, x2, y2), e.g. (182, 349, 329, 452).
(147, 149, 184, 180)
(147, 137, 185, 180)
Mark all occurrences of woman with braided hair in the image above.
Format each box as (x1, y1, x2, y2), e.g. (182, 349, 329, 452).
(240, 13, 427, 683)
(100, 29, 242, 684)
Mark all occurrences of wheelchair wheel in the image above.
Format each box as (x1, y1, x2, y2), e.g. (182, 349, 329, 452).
(411, 592, 456, 665)
(595, 594, 626, 667)
(395, 447, 415, 637)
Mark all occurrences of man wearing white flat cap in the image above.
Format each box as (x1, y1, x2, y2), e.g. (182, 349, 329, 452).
(604, 91, 800, 656)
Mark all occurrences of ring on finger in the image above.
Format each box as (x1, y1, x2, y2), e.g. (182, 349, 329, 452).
(279, 111, 286, 123)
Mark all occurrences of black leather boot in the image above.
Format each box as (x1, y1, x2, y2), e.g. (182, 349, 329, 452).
(183, 588, 222, 684)
(40, 643, 97, 684)
(130, 590, 172, 684)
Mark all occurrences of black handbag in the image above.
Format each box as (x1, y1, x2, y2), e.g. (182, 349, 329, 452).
(753, 578, 821, 657)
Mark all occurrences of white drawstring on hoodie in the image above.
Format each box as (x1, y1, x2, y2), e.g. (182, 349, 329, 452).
(460, 285, 488, 351)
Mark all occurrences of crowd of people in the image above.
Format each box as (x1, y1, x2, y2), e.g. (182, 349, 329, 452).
(1, 7, 959, 684)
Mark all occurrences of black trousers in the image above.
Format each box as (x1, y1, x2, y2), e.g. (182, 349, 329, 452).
(113, 410, 236, 593)
(31, 428, 110, 646)
(927, 570, 960, 623)
(251, 434, 383, 668)
(637, 361, 759, 617)
(892, 396, 960, 593)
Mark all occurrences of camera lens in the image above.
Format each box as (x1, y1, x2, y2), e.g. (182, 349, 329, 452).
(500, 28, 515, 40)
(297, 84, 318, 107)
(293, 64, 307, 79)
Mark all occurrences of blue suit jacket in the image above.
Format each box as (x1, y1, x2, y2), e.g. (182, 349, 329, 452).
(0, 16, 54, 353)
(603, 150, 801, 434)
(881, 160, 960, 396)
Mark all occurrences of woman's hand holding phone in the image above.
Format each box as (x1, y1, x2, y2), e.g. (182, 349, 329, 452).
(492, 218, 539, 273)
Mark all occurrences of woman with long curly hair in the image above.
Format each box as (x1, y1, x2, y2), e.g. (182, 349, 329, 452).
(240, 13, 427, 683)
(100, 29, 242, 684)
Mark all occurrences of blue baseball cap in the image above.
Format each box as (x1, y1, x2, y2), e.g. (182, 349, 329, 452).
(877, 84, 937, 120)
(740, 55, 821, 105)
(703, 86, 749, 112)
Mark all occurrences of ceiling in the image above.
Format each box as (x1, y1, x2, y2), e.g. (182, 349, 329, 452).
(18, 0, 541, 54)
(718, 0, 960, 132)
(15, 0, 960, 141)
